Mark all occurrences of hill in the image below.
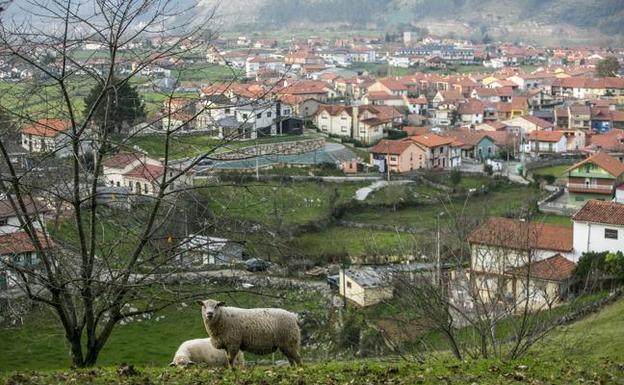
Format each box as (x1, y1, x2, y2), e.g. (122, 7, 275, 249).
(2, 297, 623, 384)
(207, 0, 624, 46)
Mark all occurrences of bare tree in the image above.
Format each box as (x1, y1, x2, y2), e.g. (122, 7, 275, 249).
(372, 197, 583, 361)
(0, 0, 291, 368)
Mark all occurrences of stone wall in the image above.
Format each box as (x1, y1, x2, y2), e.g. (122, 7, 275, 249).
(214, 138, 325, 160)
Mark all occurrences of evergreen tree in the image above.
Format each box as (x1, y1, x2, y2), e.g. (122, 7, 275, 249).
(83, 78, 145, 133)
(596, 57, 621, 78)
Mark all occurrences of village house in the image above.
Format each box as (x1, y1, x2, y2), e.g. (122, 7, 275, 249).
(21, 119, 72, 156)
(572, 200, 624, 257)
(339, 266, 393, 307)
(446, 130, 499, 161)
(314, 105, 352, 138)
(369, 139, 427, 173)
(315, 104, 402, 145)
(468, 217, 574, 303)
(525, 131, 568, 156)
(584, 129, 624, 161)
(102, 153, 190, 197)
(505, 254, 576, 311)
(0, 197, 45, 235)
(503, 115, 554, 135)
(0, 231, 54, 291)
(555, 105, 592, 131)
(564, 151, 624, 204)
(409, 134, 456, 169)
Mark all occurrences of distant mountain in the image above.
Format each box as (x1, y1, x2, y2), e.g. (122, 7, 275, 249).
(201, 0, 624, 46)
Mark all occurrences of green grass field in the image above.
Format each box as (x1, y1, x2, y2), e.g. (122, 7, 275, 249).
(530, 164, 574, 178)
(0, 288, 325, 372)
(203, 181, 366, 227)
(290, 226, 420, 259)
(170, 64, 243, 82)
(2, 298, 623, 383)
(344, 185, 541, 230)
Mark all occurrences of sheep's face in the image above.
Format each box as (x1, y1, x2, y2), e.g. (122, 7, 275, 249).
(197, 299, 225, 321)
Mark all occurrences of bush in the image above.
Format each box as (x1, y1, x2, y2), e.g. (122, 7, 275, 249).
(387, 129, 408, 140)
(449, 169, 462, 187)
(543, 174, 556, 185)
(483, 164, 493, 176)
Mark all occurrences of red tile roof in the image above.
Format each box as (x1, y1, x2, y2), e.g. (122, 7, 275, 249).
(527, 130, 565, 143)
(369, 139, 419, 155)
(522, 115, 554, 129)
(410, 134, 454, 148)
(573, 200, 624, 226)
(22, 119, 71, 138)
(566, 152, 624, 178)
(507, 254, 576, 282)
(102, 153, 143, 169)
(468, 217, 573, 252)
(0, 197, 45, 220)
(586, 129, 624, 153)
(124, 164, 165, 181)
(0, 231, 54, 255)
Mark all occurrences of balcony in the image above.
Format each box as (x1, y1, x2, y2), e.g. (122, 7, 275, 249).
(567, 183, 613, 195)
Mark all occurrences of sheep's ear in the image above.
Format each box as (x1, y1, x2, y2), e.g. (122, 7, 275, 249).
(196, 300, 204, 307)
(217, 301, 225, 307)
(169, 362, 176, 367)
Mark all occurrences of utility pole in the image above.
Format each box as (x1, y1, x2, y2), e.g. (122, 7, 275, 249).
(255, 135, 259, 181)
(386, 141, 391, 182)
(436, 212, 445, 287)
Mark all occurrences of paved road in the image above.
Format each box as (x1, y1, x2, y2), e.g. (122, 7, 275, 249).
(355, 180, 413, 201)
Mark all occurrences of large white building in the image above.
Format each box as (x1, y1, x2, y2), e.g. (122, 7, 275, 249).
(572, 200, 624, 257)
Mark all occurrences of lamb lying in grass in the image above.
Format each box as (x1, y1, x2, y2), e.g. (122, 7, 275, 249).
(197, 299, 302, 367)
(170, 338, 244, 368)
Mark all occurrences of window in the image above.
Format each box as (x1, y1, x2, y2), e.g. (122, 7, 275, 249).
(225, 108, 231, 114)
(256, 113, 262, 119)
(242, 114, 248, 120)
(116, 181, 120, 187)
(0, 218, 7, 226)
(144, 184, 149, 194)
(267, 112, 272, 118)
(346, 281, 352, 289)
(605, 229, 618, 240)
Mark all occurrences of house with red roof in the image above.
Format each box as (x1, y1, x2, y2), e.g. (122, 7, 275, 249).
(101, 153, 190, 197)
(564, 152, 624, 203)
(314, 104, 401, 145)
(21, 119, 72, 155)
(525, 131, 568, 156)
(573, 200, 624, 257)
(369, 139, 427, 173)
(408, 134, 457, 169)
(503, 115, 554, 135)
(468, 216, 575, 304)
(0, 231, 55, 291)
(506, 254, 577, 311)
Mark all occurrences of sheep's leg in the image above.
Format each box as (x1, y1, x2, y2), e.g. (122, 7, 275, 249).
(280, 347, 303, 367)
(226, 349, 239, 369)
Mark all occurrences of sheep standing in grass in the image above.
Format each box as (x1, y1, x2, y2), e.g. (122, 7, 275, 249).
(197, 299, 303, 367)
(169, 338, 244, 368)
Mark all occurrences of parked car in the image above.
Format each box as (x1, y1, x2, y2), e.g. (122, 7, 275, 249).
(326, 274, 339, 290)
(244, 258, 270, 272)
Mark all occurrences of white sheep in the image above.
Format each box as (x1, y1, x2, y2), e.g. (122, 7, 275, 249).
(196, 299, 303, 367)
(169, 338, 244, 368)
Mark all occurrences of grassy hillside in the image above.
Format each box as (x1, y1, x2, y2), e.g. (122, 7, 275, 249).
(2, 298, 623, 384)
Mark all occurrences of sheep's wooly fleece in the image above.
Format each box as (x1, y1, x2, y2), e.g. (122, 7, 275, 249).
(199, 299, 302, 365)
(171, 338, 243, 367)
